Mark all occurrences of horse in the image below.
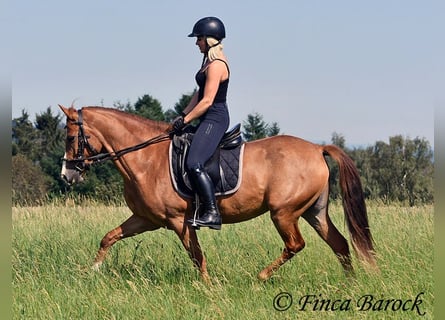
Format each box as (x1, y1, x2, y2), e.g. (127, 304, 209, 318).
(59, 104, 377, 282)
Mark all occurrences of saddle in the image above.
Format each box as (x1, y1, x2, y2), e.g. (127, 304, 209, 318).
(169, 124, 245, 199)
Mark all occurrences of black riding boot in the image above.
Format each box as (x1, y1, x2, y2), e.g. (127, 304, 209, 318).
(186, 165, 222, 230)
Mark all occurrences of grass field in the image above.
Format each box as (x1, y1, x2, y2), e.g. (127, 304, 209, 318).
(12, 202, 433, 319)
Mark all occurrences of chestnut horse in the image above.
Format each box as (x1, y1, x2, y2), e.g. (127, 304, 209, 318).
(59, 105, 376, 281)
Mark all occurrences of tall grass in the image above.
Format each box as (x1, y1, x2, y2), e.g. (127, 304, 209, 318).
(13, 202, 433, 319)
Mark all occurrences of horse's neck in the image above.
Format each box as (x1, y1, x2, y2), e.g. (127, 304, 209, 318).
(91, 109, 166, 150)
(87, 108, 169, 181)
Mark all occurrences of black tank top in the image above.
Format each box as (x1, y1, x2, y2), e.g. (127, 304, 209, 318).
(196, 59, 230, 103)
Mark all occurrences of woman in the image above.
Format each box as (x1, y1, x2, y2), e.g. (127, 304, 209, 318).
(172, 16, 230, 230)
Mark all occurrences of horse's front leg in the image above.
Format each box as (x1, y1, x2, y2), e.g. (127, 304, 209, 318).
(92, 214, 159, 270)
(169, 217, 209, 283)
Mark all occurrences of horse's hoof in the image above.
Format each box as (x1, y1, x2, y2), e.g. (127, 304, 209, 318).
(257, 270, 270, 281)
(201, 272, 211, 285)
(91, 262, 102, 271)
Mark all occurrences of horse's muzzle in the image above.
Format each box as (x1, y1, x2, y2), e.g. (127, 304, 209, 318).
(61, 168, 84, 185)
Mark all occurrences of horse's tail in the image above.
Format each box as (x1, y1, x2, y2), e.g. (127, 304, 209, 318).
(322, 145, 377, 269)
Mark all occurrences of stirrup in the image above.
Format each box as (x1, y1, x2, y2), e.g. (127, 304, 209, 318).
(188, 214, 221, 230)
(187, 194, 221, 230)
(189, 194, 201, 230)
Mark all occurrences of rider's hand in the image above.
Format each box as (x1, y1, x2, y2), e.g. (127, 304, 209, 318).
(172, 116, 185, 135)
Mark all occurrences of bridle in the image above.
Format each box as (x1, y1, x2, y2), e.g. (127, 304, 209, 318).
(74, 109, 97, 168)
(63, 109, 171, 173)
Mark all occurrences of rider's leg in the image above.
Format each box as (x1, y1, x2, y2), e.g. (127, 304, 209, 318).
(187, 163, 221, 230)
(185, 103, 229, 230)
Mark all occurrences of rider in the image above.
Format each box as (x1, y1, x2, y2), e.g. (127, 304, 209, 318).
(172, 16, 230, 230)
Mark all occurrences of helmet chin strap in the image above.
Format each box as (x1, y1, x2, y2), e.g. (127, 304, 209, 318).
(201, 54, 207, 68)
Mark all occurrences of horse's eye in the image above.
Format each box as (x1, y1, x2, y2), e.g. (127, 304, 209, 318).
(67, 136, 75, 142)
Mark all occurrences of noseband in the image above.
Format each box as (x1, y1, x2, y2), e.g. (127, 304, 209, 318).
(63, 108, 171, 173)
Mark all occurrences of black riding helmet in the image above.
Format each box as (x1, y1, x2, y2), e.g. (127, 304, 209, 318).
(188, 16, 226, 40)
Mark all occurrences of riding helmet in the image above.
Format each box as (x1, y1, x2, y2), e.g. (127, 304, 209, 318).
(188, 16, 226, 40)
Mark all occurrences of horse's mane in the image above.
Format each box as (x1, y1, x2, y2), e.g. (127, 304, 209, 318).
(85, 106, 170, 131)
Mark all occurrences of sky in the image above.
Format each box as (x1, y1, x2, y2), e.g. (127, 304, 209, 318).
(10, 0, 444, 146)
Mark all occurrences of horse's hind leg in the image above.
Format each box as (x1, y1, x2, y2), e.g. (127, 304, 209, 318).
(258, 211, 306, 281)
(302, 186, 353, 275)
(169, 218, 210, 283)
(92, 214, 158, 270)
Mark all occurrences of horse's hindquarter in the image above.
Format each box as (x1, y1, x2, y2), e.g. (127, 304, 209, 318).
(220, 136, 329, 222)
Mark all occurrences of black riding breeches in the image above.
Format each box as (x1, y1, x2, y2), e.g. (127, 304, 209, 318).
(186, 102, 230, 171)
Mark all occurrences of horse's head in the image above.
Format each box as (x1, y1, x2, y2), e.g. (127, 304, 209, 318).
(59, 104, 103, 185)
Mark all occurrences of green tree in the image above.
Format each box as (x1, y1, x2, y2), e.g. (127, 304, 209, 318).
(34, 107, 65, 165)
(324, 133, 433, 205)
(267, 122, 280, 137)
(34, 108, 67, 195)
(66, 162, 124, 204)
(163, 109, 178, 124)
(331, 132, 346, 149)
(175, 91, 196, 114)
(34, 107, 64, 152)
(12, 154, 49, 205)
(370, 137, 404, 202)
(12, 110, 37, 158)
(113, 99, 132, 112)
(242, 112, 280, 141)
(116, 94, 165, 121)
(367, 135, 433, 205)
(164, 90, 197, 123)
(349, 146, 375, 199)
(409, 137, 433, 204)
(132, 94, 165, 121)
(400, 137, 434, 205)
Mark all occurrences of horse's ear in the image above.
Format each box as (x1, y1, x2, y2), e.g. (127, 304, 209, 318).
(58, 104, 71, 117)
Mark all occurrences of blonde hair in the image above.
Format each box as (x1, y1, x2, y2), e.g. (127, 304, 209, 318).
(206, 37, 224, 61)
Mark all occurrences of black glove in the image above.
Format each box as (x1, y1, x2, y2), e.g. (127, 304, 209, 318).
(172, 116, 185, 134)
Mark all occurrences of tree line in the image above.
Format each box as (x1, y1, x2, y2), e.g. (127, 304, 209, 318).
(12, 92, 433, 206)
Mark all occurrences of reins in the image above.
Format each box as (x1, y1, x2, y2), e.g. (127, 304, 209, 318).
(84, 132, 171, 164)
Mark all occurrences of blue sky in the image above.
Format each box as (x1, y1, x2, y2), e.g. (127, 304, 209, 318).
(10, 0, 443, 146)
